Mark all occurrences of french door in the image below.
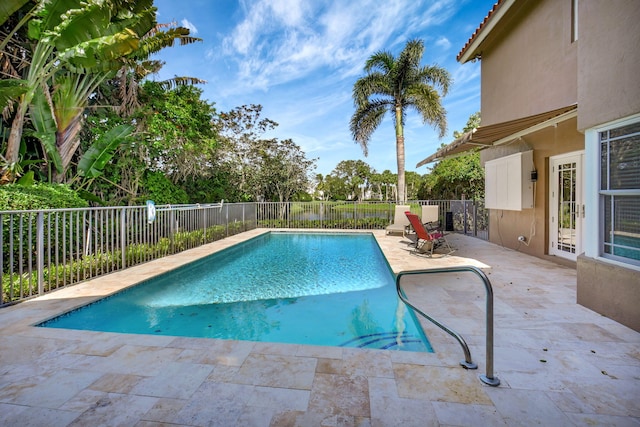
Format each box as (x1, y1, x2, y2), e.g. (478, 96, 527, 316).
(549, 151, 584, 260)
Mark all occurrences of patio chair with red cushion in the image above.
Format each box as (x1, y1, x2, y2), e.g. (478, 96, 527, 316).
(404, 211, 454, 256)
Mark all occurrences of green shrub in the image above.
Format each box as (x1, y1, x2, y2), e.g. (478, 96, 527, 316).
(143, 171, 189, 205)
(0, 183, 88, 211)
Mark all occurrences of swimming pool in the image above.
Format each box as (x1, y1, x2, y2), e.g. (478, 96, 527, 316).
(39, 232, 432, 352)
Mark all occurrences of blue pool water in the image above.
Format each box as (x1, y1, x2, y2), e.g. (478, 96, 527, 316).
(39, 232, 432, 352)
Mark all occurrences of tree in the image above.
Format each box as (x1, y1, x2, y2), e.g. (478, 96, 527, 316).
(350, 38, 451, 203)
(213, 104, 315, 202)
(418, 112, 484, 200)
(137, 81, 217, 182)
(1, 0, 157, 181)
(256, 138, 315, 203)
(214, 104, 278, 201)
(329, 160, 374, 201)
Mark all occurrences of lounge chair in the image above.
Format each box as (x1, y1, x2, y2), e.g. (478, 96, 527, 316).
(385, 205, 411, 235)
(421, 205, 439, 226)
(404, 211, 454, 256)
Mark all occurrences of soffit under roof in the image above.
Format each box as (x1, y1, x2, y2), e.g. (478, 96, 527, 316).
(416, 104, 577, 167)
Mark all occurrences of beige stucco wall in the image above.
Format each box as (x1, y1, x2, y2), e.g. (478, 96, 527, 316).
(577, 255, 640, 332)
(577, 0, 640, 130)
(482, 118, 583, 258)
(480, 0, 577, 125)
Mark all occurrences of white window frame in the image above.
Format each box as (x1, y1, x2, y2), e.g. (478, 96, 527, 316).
(584, 113, 640, 271)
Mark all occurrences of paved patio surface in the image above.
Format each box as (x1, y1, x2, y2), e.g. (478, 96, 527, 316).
(0, 229, 638, 426)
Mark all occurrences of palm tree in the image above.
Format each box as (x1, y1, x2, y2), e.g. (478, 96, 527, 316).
(350, 38, 451, 203)
(113, 21, 204, 116)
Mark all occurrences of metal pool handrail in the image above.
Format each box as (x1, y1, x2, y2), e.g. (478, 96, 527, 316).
(396, 266, 500, 387)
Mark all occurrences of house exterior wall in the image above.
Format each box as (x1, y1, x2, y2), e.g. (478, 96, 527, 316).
(480, 0, 577, 125)
(577, 0, 640, 131)
(482, 117, 583, 257)
(576, 1, 640, 332)
(577, 255, 640, 332)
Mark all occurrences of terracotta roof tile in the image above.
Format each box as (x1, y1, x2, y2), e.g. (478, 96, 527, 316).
(457, 0, 505, 62)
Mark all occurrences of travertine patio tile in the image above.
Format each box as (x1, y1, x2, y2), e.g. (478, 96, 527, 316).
(141, 397, 188, 424)
(484, 388, 575, 426)
(308, 373, 370, 418)
(247, 385, 310, 411)
(66, 392, 157, 427)
(394, 363, 492, 405)
(295, 344, 344, 359)
(234, 353, 317, 389)
(368, 377, 437, 427)
(172, 338, 254, 366)
(171, 381, 254, 426)
(89, 373, 143, 394)
(565, 378, 640, 417)
(566, 412, 640, 427)
(432, 401, 507, 426)
(76, 345, 183, 376)
(341, 349, 394, 378)
(0, 404, 79, 427)
(0, 368, 102, 408)
(206, 364, 241, 382)
(130, 362, 213, 399)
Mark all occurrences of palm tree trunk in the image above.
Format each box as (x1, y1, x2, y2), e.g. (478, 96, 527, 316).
(395, 105, 406, 203)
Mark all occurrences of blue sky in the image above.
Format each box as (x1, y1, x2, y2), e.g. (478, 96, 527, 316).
(152, 0, 494, 176)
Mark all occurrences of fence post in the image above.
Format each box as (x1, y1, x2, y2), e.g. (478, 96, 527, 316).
(462, 195, 468, 235)
(225, 204, 229, 236)
(473, 202, 478, 237)
(203, 206, 207, 243)
(36, 211, 44, 296)
(120, 208, 126, 268)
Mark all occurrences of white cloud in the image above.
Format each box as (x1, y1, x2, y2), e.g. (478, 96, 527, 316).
(181, 18, 198, 34)
(219, 0, 453, 94)
(435, 36, 451, 50)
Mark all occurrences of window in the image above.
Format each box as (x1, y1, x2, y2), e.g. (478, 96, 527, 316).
(599, 120, 640, 265)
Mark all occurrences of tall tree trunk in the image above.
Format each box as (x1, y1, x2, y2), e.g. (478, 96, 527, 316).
(5, 100, 27, 164)
(395, 104, 406, 203)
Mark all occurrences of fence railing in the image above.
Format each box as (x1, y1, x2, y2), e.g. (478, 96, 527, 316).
(1, 200, 486, 306)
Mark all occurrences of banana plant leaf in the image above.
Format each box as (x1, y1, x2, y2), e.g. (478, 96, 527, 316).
(0, 80, 28, 110)
(78, 124, 134, 178)
(28, 86, 64, 174)
(0, 0, 29, 26)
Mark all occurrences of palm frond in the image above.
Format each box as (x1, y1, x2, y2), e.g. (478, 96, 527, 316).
(349, 101, 387, 156)
(158, 76, 207, 91)
(364, 50, 395, 74)
(132, 27, 202, 59)
(406, 84, 447, 137)
(352, 72, 392, 106)
(417, 65, 451, 95)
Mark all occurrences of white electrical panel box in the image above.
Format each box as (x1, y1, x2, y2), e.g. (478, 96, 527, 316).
(484, 150, 534, 210)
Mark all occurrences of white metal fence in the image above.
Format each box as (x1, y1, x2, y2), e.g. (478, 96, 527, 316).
(1, 200, 486, 306)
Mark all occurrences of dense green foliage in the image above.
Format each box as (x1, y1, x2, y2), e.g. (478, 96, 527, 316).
(0, 183, 88, 210)
(418, 151, 484, 200)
